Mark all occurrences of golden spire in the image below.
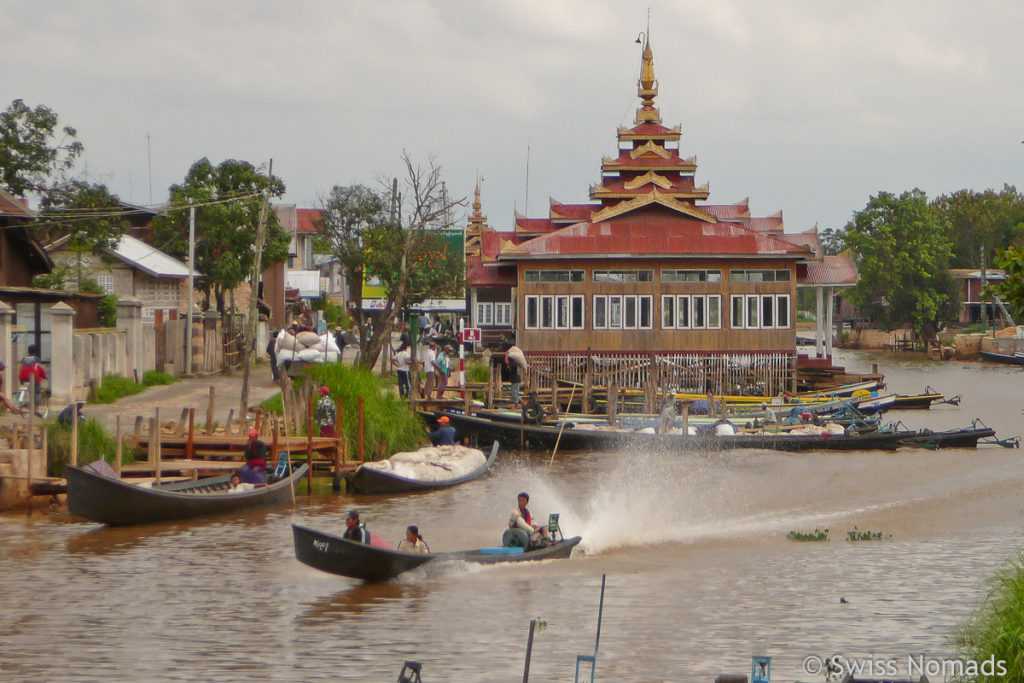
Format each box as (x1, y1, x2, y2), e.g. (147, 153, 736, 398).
(636, 35, 661, 124)
(473, 181, 482, 215)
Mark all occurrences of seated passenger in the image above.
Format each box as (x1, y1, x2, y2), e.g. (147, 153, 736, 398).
(508, 491, 549, 548)
(428, 415, 456, 446)
(239, 429, 267, 484)
(712, 418, 737, 436)
(343, 509, 369, 543)
(397, 525, 430, 554)
(227, 474, 256, 493)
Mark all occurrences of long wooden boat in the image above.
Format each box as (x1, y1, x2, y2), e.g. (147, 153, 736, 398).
(66, 462, 309, 526)
(347, 442, 500, 494)
(292, 523, 582, 582)
(979, 350, 1024, 366)
(440, 411, 1002, 454)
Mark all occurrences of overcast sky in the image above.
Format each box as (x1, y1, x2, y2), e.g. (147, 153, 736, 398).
(4, 1, 1023, 234)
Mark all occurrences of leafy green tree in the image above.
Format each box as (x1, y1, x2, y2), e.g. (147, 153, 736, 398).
(318, 152, 464, 368)
(931, 186, 1024, 268)
(819, 227, 846, 255)
(0, 99, 83, 198)
(986, 246, 1024, 322)
(844, 189, 959, 342)
(39, 181, 130, 288)
(152, 158, 289, 313)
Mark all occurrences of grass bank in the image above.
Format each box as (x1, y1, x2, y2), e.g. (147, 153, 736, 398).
(959, 550, 1024, 681)
(264, 364, 426, 459)
(46, 418, 135, 476)
(89, 371, 179, 404)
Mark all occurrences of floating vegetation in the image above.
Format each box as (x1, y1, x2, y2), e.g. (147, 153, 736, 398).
(846, 526, 891, 541)
(787, 528, 829, 542)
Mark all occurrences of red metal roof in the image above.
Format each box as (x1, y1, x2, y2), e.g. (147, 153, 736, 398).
(746, 216, 783, 232)
(467, 253, 516, 286)
(515, 217, 556, 233)
(603, 154, 693, 169)
(507, 207, 811, 259)
(624, 122, 678, 136)
(803, 252, 858, 286)
(0, 189, 34, 217)
(480, 229, 529, 259)
(595, 178, 699, 195)
(550, 202, 597, 221)
(296, 208, 322, 234)
(700, 203, 750, 220)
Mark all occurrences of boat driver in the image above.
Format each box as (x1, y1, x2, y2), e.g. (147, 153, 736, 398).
(509, 492, 549, 548)
(343, 509, 370, 544)
(428, 415, 456, 446)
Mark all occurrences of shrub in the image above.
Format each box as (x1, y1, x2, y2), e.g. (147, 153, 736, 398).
(787, 528, 829, 542)
(46, 417, 134, 476)
(142, 370, 177, 387)
(466, 360, 490, 383)
(846, 526, 891, 541)
(90, 375, 144, 404)
(305, 363, 426, 459)
(960, 550, 1024, 681)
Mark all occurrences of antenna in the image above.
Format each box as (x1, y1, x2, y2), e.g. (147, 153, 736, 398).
(147, 132, 153, 204)
(524, 144, 531, 216)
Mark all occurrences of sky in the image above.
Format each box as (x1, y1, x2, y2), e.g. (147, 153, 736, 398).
(4, 0, 1024, 235)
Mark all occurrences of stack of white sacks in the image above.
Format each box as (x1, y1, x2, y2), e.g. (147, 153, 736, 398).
(275, 329, 342, 365)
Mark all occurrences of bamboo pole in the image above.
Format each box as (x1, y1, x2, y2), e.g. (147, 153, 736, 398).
(306, 395, 314, 496)
(335, 396, 343, 469)
(70, 402, 79, 466)
(186, 408, 195, 460)
(115, 415, 122, 477)
(548, 385, 576, 471)
(206, 386, 215, 435)
(357, 396, 365, 462)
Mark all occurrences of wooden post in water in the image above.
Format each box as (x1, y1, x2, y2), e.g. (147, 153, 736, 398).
(176, 408, 188, 437)
(115, 415, 122, 477)
(70, 402, 79, 466)
(334, 395, 342, 473)
(206, 386, 216, 435)
(607, 379, 618, 427)
(583, 356, 593, 415)
(271, 417, 279, 468)
(153, 409, 162, 486)
(186, 408, 195, 460)
(338, 396, 347, 465)
(681, 403, 689, 435)
(357, 396, 365, 462)
(134, 415, 143, 441)
(306, 395, 314, 496)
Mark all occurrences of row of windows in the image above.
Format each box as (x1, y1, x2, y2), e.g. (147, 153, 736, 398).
(522, 294, 792, 331)
(524, 268, 790, 284)
(475, 302, 512, 326)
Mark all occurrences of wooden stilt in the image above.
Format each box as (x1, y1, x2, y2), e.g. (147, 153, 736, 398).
(206, 386, 216, 435)
(115, 415, 122, 477)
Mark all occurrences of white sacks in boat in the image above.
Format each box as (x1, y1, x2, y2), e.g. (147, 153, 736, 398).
(362, 445, 486, 482)
(275, 331, 342, 365)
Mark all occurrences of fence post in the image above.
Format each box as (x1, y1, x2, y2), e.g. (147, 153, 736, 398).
(0, 301, 13, 379)
(49, 302, 75, 406)
(116, 296, 144, 383)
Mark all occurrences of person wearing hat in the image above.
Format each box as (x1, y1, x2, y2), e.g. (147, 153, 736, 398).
(238, 428, 267, 484)
(0, 360, 22, 415)
(397, 525, 429, 554)
(343, 509, 369, 544)
(508, 492, 549, 548)
(315, 385, 336, 436)
(57, 400, 87, 427)
(428, 415, 456, 446)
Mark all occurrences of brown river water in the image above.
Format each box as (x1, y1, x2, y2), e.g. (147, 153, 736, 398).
(1, 351, 1022, 682)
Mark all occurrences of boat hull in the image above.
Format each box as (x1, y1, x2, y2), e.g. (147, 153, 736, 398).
(292, 524, 581, 582)
(979, 350, 1024, 366)
(349, 442, 499, 494)
(66, 463, 308, 526)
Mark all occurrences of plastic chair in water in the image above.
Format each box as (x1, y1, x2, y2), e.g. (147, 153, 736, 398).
(397, 660, 422, 683)
(547, 513, 563, 542)
(273, 451, 290, 478)
(574, 574, 606, 683)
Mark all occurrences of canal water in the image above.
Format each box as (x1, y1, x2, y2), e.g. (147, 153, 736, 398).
(1, 351, 1022, 682)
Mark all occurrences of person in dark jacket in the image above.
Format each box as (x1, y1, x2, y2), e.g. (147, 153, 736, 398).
(428, 415, 456, 446)
(343, 509, 369, 543)
(238, 429, 267, 483)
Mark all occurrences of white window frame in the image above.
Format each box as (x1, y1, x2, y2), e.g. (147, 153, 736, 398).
(731, 295, 745, 329)
(776, 294, 791, 329)
(594, 295, 607, 329)
(495, 302, 512, 327)
(761, 295, 775, 328)
(746, 294, 760, 329)
(623, 295, 638, 329)
(525, 295, 539, 329)
(476, 302, 494, 326)
(555, 295, 570, 329)
(638, 295, 652, 329)
(609, 295, 623, 328)
(707, 295, 721, 329)
(570, 295, 585, 329)
(540, 296, 555, 329)
(661, 295, 675, 329)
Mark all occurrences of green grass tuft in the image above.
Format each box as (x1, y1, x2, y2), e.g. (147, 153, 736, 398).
(90, 375, 145, 404)
(46, 417, 135, 476)
(787, 528, 829, 542)
(304, 363, 426, 459)
(960, 550, 1024, 681)
(142, 370, 177, 387)
(846, 526, 891, 541)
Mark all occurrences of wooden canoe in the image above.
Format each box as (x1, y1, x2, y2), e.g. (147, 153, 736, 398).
(66, 462, 309, 526)
(979, 350, 1024, 366)
(292, 523, 581, 582)
(347, 442, 500, 494)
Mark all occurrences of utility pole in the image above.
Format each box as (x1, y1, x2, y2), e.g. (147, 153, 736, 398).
(239, 159, 273, 421)
(980, 245, 988, 333)
(185, 201, 195, 375)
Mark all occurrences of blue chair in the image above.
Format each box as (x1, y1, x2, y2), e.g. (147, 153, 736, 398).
(273, 451, 290, 478)
(574, 574, 606, 683)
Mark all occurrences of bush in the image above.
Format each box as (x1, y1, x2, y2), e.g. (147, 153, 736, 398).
(466, 360, 490, 383)
(960, 550, 1024, 681)
(90, 375, 144, 404)
(98, 294, 117, 327)
(142, 370, 177, 387)
(305, 363, 426, 459)
(46, 417, 134, 476)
